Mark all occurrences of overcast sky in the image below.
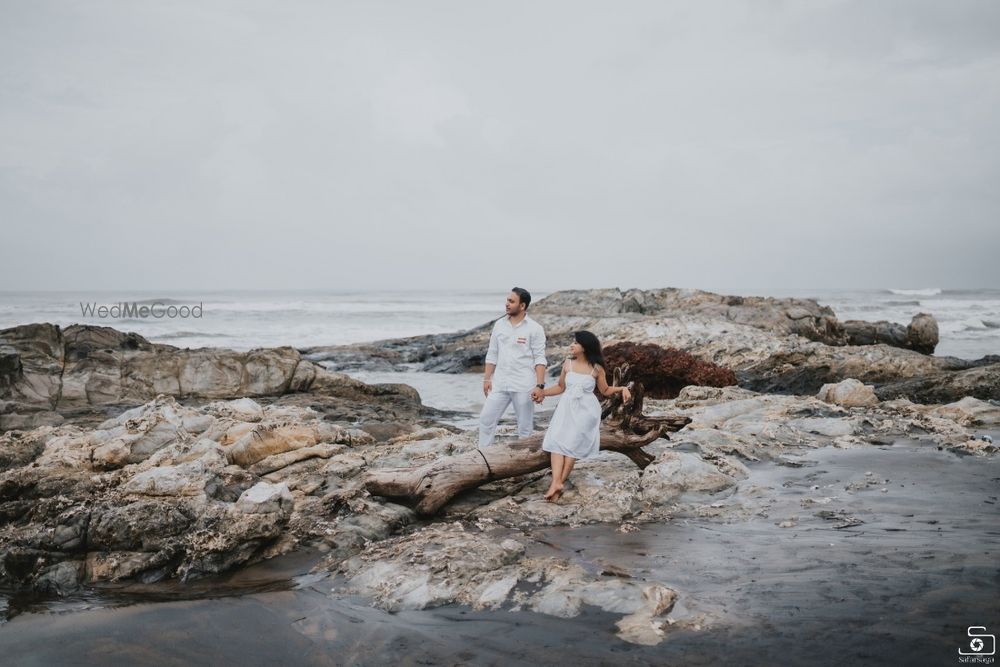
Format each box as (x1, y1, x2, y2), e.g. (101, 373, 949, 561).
(2, 0, 998, 293)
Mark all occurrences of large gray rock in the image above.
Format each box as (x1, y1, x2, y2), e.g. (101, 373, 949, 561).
(639, 450, 738, 509)
(926, 397, 1000, 426)
(88, 501, 193, 552)
(907, 313, 940, 354)
(876, 363, 1000, 403)
(233, 481, 294, 515)
(0, 323, 64, 407)
(35, 560, 84, 595)
(123, 460, 219, 498)
(842, 319, 909, 348)
(817, 378, 879, 408)
(0, 324, 424, 418)
(843, 313, 939, 354)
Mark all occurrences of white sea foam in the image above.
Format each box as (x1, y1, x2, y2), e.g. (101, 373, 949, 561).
(939, 318, 989, 335)
(888, 288, 943, 296)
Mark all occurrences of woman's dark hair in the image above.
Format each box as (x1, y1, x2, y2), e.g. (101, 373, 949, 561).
(574, 330, 605, 370)
(511, 287, 531, 309)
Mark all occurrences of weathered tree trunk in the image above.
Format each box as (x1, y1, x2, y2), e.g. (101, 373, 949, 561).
(364, 366, 691, 516)
(365, 427, 667, 516)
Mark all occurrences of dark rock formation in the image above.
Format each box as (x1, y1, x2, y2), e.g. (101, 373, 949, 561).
(843, 313, 939, 354)
(302, 325, 492, 374)
(875, 362, 1000, 403)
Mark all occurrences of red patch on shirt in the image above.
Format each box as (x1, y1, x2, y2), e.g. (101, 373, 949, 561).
(516, 337, 527, 344)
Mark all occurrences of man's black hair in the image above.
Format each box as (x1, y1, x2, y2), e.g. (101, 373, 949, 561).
(511, 287, 531, 310)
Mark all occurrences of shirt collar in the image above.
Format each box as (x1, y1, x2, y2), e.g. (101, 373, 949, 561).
(507, 314, 529, 328)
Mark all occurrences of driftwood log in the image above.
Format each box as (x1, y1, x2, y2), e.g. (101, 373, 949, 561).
(364, 363, 691, 516)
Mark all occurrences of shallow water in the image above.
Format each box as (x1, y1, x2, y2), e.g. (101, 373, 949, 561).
(348, 370, 560, 429)
(0, 547, 320, 623)
(2, 439, 997, 666)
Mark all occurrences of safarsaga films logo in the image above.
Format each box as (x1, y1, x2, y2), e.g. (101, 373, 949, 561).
(79, 301, 204, 319)
(959, 626, 996, 664)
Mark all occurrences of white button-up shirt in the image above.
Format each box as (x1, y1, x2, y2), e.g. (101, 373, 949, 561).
(485, 315, 548, 392)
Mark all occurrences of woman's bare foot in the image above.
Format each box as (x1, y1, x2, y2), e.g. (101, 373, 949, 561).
(546, 483, 564, 502)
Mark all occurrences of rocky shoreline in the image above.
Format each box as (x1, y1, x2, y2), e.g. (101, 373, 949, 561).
(304, 288, 999, 403)
(1, 287, 998, 648)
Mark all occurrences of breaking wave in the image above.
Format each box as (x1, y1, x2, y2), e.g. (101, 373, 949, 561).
(887, 288, 942, 297)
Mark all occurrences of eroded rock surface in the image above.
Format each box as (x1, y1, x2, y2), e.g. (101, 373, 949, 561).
(0, 396, 374, 592)
(0, 324, 426, 430)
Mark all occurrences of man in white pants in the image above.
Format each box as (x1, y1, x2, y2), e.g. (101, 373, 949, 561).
(479, 287, 548, 448)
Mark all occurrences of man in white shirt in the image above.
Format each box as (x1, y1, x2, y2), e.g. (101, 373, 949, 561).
(479, 287, 548, 448)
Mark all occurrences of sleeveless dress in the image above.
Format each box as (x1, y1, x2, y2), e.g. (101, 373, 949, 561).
(542, 362, 602, 460)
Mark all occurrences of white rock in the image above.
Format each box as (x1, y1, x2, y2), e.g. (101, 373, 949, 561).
(929, 396, 1000, 426)
(123, 461, 214, 497)
(233, 481, 294, 514)
(817, 378, 879, 408)
(615, 584, 678, 645)
(640, 451, 737, 507)
(203, 398, 265, 423)
(474, 575, 518, 609)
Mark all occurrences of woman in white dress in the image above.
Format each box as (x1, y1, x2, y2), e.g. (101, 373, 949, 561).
(539, 331, 632, 502)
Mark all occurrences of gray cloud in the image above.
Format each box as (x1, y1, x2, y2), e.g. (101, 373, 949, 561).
(1, 0, 998, 292)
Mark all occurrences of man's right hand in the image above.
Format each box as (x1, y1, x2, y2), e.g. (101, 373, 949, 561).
(483, 379, 492, 397)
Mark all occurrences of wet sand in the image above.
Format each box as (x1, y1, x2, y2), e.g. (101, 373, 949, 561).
(1, 439, 997, 666)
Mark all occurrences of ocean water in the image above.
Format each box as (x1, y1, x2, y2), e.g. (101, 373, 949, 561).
(0, 288, 996, 360)
(0, 290, 502, 352)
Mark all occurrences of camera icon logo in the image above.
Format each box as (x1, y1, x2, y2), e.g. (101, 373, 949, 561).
(959, 626, 996, 656)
